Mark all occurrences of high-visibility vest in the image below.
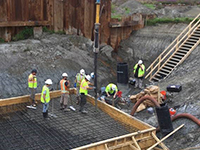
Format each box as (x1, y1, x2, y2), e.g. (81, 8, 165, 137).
(60, 79, 69, 94)
(105, 83, 118, 94)
(133, 64, 145, 77)
(28, 74, 37, 88)
(79, 79, 89, 95)
(76, 73, 85, 87)
(41, 85, 50, 103)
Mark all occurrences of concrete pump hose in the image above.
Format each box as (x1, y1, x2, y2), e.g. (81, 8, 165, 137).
(130, 95, 161, 116)
(171, 113, 200, 126)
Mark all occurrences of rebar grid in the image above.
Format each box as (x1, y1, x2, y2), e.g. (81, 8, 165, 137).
(0, 95, 138, 150)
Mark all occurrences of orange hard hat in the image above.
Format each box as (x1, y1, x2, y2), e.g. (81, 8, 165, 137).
(160, 90, 166, 100)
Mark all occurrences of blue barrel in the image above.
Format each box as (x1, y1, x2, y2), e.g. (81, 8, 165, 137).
(117, 63, 128, 84)
(156, 103, 174, 137)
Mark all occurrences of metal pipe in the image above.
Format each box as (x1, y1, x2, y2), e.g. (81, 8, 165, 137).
(94, 0, 101, 111)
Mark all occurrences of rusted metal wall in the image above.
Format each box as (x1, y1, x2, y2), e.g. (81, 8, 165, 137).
(0, 0, 144, 51)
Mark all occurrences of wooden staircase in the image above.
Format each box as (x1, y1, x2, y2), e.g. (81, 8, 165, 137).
(145, 14, 200, 82)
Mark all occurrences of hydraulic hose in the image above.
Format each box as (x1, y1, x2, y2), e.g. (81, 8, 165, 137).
(130, 95, 160, 116)
(171, 113, 200, 126)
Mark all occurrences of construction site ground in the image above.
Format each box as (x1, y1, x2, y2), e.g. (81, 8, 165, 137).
(0, 1, 200, 150)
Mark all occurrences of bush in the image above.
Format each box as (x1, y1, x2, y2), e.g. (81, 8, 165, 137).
(12, 27, 33, 41)
(0, 38, 5, 43)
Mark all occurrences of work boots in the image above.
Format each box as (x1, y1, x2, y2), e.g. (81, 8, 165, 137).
(63, 105, 70, 112)
(60, 103, 64, 110)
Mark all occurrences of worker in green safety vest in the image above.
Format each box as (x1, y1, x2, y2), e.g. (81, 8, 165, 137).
(133, 60, 145, 89)
(75, 69, 85, 105)
(79, 75, 94, 114)
(28, 69, 37, 108)
(105, 83, 118, 99)
(41, 79, 53, 119)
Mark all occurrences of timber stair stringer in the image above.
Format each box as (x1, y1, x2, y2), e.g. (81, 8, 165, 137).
(145, 13, 200, 82)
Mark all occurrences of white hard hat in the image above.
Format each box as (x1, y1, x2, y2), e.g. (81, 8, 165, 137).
(62, 73, 68, 77)
(45, 79, 53, 85)
(112, 85, 116, 90)
(138, 60, 143, 65)
(80, 69, 85, 75)
(85, 75, 91, 81)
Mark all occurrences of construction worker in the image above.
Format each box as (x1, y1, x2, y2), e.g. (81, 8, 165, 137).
(133, 60, 145, 89)
(41, 79, 53, 119)
(28, 69, 37, 108)
(105, 83, 118, 99)
(79, 75, 94, 114)
(60, 73, 70, 112)
(75, 69, 85, 104)
(101, 83, 120, 108)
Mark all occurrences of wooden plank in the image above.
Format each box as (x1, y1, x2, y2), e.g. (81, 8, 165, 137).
(0, 0, 7, 21)
(188, 38, 198, 42)
(175, 52, 185, 56)
(152, 133, 169, 150)
(86, 95, 154, 130)
(160, 68, 170, 73)
(177, 49, 188, 53)
(53, 0, 64, 31)
(73, 128, 156, 150)
(147, 124, 184, 150)
(0, 88, 76, 107)
(109, 21, 139, 28)
(0, 21, 50, 27)
(132, 136, 141, 150)
(184, 41, 195, 45)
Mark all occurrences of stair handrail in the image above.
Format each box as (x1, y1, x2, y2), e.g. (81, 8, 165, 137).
(145, 13, 200, 79)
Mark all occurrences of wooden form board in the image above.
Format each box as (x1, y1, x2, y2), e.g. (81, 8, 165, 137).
(73, 127, 156, 150)
(0, 88, 76, 107)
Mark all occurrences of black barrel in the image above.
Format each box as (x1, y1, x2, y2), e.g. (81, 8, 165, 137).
(117, 63, 128, 84)
(156, 103, 174, 137)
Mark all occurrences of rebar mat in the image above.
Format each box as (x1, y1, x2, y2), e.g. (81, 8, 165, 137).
(0, 95, 138, 150)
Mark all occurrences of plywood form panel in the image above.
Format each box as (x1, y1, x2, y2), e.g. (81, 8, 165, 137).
(13, 0, 23, 21)
(53, 0, 63, 31)
(29, 0, 42, 21)
(100, 0, 111, 45)
(47, 0, 54, 29)
(0, 0, 7, 21)
(21, 0, 29, 21)
(84, 0, 95, 39)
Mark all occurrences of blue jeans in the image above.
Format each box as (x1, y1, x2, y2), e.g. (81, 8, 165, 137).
(42, 102, 49, 113)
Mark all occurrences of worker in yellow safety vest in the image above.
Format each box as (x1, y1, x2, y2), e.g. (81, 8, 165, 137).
(79, 75, 94, 114)
(75, 69, 85, 104)
(41, 79, 53, 119)
(28, 69, 37, 107)
(60, 73, 70, 112)
(133, 60, 145, 89)
(105, 83, 118, 99)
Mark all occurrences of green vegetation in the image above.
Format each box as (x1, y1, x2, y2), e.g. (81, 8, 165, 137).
(12, 27, 33, 41)
(111, 3, 116, 13)
(144, 4, 156, 9)
(146, 17, 194, 26)
(43, 26, 65, 34)
(111, 14, 122, 21)
(0, 38, 5, 43)
(124, 7, 130, 14)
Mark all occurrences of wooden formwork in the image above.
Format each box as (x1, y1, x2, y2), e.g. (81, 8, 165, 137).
(0, 0, 145, 51)
(0, 89, 167, 150)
